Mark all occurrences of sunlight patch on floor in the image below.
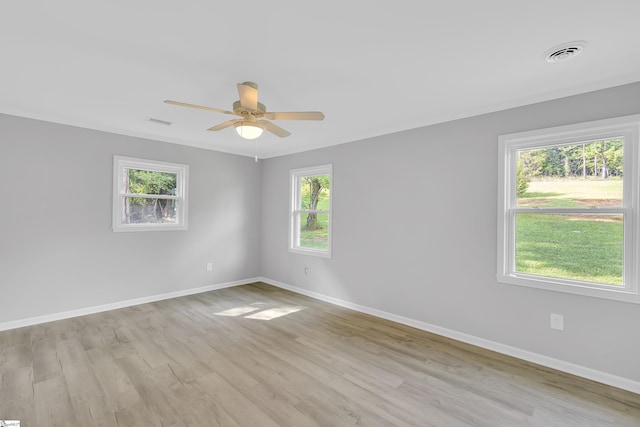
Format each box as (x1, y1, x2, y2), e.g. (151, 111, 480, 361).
(214, 306, 260, 316)
(245, 306, 305, 320)
(214, 303, 305, 320)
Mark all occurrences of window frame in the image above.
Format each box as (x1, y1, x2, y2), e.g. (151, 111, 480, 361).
(289, 164, 333, 258)
(112, 155, 189, 232)
(497, 115, 640, 303)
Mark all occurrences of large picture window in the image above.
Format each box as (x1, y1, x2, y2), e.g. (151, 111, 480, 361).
(112, 156, 189, 232)
(290, 164, 332, 257)
(497, 115, 640, 303)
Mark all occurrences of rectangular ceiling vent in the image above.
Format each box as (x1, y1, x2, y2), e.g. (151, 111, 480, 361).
(148, 118, 172, 126)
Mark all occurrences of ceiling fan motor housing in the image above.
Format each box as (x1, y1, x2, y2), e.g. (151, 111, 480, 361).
(233, 100, 267, 116)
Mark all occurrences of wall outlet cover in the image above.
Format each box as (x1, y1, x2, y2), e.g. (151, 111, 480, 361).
(550, 313, 564, 331)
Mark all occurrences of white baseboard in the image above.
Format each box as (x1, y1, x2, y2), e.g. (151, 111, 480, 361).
(260, 277, 640, 396)
(0, 277, 261, 332)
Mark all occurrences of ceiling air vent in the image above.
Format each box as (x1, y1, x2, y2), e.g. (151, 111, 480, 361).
(542, 41, 588, 63)
(148, 118, 172, 126)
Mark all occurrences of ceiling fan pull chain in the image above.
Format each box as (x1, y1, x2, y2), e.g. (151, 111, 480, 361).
(255, 138, 258, 162)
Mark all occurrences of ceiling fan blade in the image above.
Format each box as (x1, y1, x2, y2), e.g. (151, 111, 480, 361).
(237, 82, 259, 111)
(263, 111, 325, 121)
(164, 100, 236, 115)
(207, 119, 242, 131)
(261, 120, 291, 138)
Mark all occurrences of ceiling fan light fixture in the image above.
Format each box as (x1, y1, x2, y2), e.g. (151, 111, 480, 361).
(234, 122, 264, 139)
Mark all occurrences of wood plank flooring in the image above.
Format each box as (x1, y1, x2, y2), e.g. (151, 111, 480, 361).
(1, 282, 639, 426)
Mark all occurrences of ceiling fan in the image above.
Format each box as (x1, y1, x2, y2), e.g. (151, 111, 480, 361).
(164, 82, 325, 140)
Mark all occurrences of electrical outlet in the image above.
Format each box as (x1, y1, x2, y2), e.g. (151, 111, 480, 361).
(206, 263, 213, 272)
(550, 313, 564, 331)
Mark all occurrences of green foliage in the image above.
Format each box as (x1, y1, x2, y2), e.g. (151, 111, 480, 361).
(301, 175, 330, 231)
(125, 169, 178, 223)
(128, 169, 176, 195)
(515, 139, 625, 284)
(296, 175, 331, 249)
(300, 176, 330, 209)
(516, 159, 529, 196)
(519, 139, 623, 179)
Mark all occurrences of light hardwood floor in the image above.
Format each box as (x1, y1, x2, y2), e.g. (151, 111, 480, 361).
(1, 282, 639, 426)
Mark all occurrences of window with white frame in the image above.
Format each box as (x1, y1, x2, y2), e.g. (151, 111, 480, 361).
(497, 115, 640, 303)
(112, 156, 189, 232)
(290, 164, 332, 257)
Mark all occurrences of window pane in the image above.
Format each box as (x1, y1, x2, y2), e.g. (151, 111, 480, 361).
(126, 169, 177, 196)
(517, 139, 623, 208)
(122, 197, 177, 224)
(515, 213, 623, 285)
(299, 175, 330, 210)
(298, 212, 330, 250)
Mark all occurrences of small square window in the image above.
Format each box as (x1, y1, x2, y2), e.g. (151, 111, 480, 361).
(112, 156, 189, 232)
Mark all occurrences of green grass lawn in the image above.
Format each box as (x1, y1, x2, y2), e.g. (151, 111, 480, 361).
(518, 178, 622, 207)
(516, 179, 623, 285)
(299, 198, 330, 249)
(516, 213, 623, 285)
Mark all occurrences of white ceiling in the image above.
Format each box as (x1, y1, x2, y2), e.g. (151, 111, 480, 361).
(2, 1, 640, 159)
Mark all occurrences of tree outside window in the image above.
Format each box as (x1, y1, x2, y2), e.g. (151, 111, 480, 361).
(290, 165, 332, 257)
(497, 115, 640, 303)
(113, 156, 188, 232)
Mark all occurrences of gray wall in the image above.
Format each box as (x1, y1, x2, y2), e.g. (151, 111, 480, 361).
(2, 82, 639, 383)
(0, 114, 262, 324)
(260, 82, 640, 382)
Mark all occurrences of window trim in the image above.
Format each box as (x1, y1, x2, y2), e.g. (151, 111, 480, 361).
(289, 164, 333, 258)
(497, 115, 640, 303)
(112, 155, 189, 232)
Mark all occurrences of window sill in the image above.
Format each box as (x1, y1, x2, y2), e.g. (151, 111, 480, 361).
(498, 273, 640, 304)
(112, 224, 188, 232)
(289, 247, 332, 259)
